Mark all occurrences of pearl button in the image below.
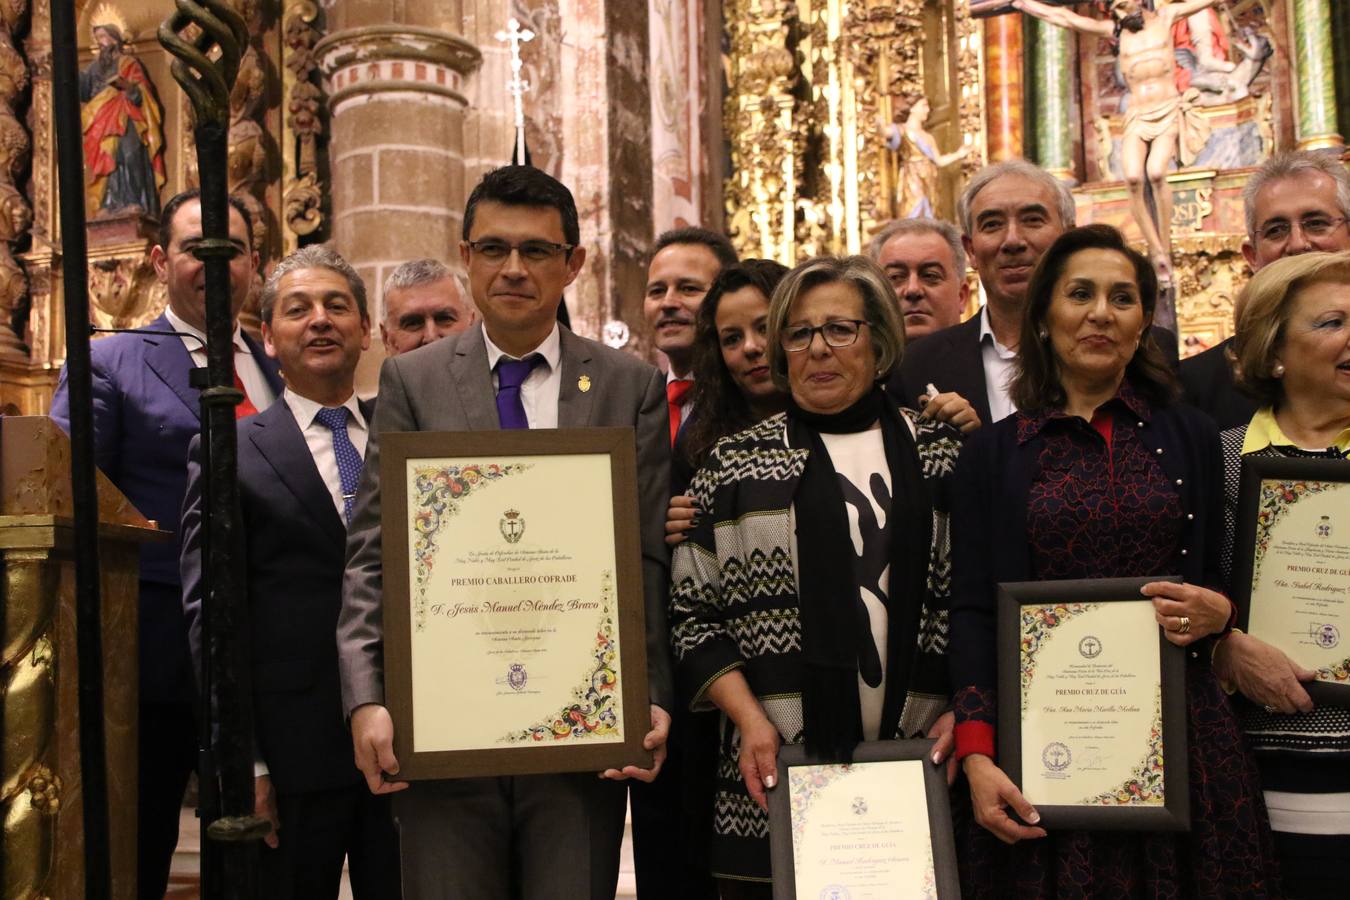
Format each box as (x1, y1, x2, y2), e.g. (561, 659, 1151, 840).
(1156, 448, 1164, 455)
(1181, 549, 1189, 555)
(1137, 421, 1145, 428)
(1176, 479, 1184, 486)
(1187, 513, 1194, 520)
(1191, 651, 1199, 659)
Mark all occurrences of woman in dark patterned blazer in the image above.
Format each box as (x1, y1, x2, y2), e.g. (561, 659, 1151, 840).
(1217, 250, 1350, 899)
(668, 255, 962, 895)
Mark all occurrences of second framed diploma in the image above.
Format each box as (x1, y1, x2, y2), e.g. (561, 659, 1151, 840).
(997, 576, 1189, 831)
(380, 428, 652, 779)
(768, 741, 961, 900)
(1233, 457, 1350, 707)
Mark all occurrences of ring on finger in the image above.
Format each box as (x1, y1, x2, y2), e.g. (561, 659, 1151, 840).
(1176, 616, 1191, 635)
(1263, 705, 1277, 714)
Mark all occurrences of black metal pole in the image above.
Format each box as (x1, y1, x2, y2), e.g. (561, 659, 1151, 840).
(50, 0, 111, 895)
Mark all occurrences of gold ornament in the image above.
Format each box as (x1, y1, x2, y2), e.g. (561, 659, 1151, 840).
(578, 375, 591, 393)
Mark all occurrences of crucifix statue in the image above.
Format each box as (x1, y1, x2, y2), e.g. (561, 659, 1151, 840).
(495, 17, 535, 164)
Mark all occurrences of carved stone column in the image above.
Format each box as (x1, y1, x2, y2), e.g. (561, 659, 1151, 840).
(0, 0, 30, 361)
(316, 15, 481, 317)
(1291, 0, 1343, 151)
(983, 14, 1024, 161)
(1027, 17, 1074, 182)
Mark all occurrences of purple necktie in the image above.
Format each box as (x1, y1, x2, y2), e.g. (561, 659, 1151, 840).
(494, 355, 542, 429)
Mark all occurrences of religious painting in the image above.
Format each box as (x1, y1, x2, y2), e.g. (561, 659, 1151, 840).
(79, 4, 167, 219)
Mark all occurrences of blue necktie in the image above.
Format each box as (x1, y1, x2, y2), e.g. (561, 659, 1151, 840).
(314, 406, 362, 525)
(494, 355, 542, 430)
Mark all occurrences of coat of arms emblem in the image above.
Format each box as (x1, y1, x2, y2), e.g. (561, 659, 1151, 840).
(1317, 515, 1332, 539)
(500, 508, 525, 543)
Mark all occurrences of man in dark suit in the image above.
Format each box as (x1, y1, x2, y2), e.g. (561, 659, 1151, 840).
(181, 245, 399, 897)
(1181, 150, 1350, 430)
(337, 166, 673, 899)
(49, 190, 282, 898)
(889, 159, 1177, 425)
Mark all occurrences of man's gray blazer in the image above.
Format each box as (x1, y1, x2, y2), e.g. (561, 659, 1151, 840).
(337, 324, 674, 719)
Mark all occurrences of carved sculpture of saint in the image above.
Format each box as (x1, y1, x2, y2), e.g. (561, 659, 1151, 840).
(80, 7, 166, 218)
(885, 94, 966, 220)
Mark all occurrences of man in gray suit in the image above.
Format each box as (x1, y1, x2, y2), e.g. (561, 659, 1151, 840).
(337, 165, 673, 899)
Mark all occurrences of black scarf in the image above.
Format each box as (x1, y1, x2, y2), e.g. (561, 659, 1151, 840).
(788, 387, 932, 763)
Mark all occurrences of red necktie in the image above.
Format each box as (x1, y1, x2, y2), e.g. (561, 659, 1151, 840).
(234, 355, 258, 419)
(667, 379, 692, 446)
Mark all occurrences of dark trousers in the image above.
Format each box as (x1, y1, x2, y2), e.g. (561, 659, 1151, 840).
(629, 711, 719, 899)
(259, 783, 401, 900)
(138, 701, 196, 900)
(392, 773, 627, 900)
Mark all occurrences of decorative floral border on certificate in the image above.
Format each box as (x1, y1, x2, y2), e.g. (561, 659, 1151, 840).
(1252, 479, 1337, 585)
(787, 763, 855, 862)
(409, 462, 530, 631)
(920, 844, 938, 900)
(1019, 603, 1099, 710)
(1317, 657, 1350, 684)
(501, 571, 623, 744)
(1080, 685, 1165, 806)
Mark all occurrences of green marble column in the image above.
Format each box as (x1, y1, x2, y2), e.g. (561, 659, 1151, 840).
(1292, 0, 1344, 150)
(1027, 17, 1074, 182)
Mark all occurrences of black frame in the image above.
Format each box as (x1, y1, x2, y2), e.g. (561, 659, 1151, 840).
(768, 740, 961, 900)
(997, 576, 1190, 831)
(1233, 455, 1350, 708)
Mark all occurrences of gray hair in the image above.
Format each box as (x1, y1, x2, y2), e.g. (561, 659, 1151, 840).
(382, 258, 470, 309)
(867, 217, 967, 278)
(956, 159, 1077, 236)
(766, 255, 906, 391)
(260, 245, 368, 323)
(1241, 150, 1350, 242)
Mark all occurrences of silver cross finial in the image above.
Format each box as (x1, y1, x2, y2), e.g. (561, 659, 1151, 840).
(495, 17, 535, 162)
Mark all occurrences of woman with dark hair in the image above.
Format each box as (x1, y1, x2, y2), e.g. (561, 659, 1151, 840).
(947, 224, 1279, 895)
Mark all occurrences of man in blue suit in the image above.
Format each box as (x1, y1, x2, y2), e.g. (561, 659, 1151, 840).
(49, 189, 283, 898)
(181, 245, 399, 898)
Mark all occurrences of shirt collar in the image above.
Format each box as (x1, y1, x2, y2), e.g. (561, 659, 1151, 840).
(482, 322, 561, 374)
(666, 369, 693, 386)
(978, 305, 1016, 358)
(1242, 406, 1350, 455)
(283, 387, 366, 432)
(1017, 379, 1153, 444)
(164, 305, 246, 352)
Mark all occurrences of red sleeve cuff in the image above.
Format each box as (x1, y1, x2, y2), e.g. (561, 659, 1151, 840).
(954, 721, 995, 763)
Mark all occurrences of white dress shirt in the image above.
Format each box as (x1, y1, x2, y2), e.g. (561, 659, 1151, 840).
(978, 305, 1018, 424)
(483, 322, 563, 428)
(665, 368, 695, 425)
(165, 306, 276, 412)
(282, 389, 368, 523)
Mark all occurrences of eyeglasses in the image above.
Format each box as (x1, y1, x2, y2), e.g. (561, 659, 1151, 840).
(466, 239, 575, 264)
(1256, 215, 1348, 244)
(781, 319, 868, 352)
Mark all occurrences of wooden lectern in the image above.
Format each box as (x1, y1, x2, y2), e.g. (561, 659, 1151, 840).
(0, 416, 167, 899)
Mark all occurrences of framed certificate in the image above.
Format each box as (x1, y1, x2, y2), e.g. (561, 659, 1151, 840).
(768, 740, 961, 900)
(380, 427, 653, 779)
(1233, 456, 1350, 707)
(997, 576, 1189, 831)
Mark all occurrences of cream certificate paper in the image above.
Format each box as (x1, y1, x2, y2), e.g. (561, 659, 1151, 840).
(788, 759, 937, 899)
(404, 455, 625, 752)
(1247, 479, 1350, 686)
(1020, 601, 1165, 807)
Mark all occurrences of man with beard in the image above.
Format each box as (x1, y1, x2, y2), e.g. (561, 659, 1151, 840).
(643, 227, 738, 448)
(1013, 0, 1223, 284)
(80, 17, 166, 216)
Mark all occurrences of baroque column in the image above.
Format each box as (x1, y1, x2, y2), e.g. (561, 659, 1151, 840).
(1290, 0, 1343, 150)
(316, 4, 481, 317)
(1026, 16, 1074, 182)
(983, 14, 1024, 161)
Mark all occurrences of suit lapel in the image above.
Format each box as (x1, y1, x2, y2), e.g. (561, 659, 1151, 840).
(143, 315, 201, 419)
(556, 328, 595, 429)
(249, 401, 347, 543)
(450, 327, 502, 430)
(951, 315, 992, 426)
(242, 330, 285, 398)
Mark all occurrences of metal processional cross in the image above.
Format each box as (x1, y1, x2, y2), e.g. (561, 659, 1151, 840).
(495, 17, 535, 163)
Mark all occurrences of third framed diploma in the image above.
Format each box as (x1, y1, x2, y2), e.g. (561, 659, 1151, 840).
(997, 577, 1189, 830)
(1233, 456, 1350, 707)
(768, 741, 960, 900)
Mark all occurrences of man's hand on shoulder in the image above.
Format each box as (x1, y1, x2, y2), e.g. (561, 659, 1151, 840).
(351, 703, 409, 795)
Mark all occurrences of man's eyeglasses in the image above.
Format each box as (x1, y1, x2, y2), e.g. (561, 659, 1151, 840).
(1256, 215, 1348, 244)
(781, 319, 869, 352)
(466, 239, 575, 264)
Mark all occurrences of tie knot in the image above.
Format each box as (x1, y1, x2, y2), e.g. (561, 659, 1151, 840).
(314, 406, 349, 431)
(667, 378, 693, 406)
(496, 354, 543, 390)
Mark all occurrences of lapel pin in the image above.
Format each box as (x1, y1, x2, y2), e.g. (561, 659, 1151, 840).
(578, 374, 592, 393)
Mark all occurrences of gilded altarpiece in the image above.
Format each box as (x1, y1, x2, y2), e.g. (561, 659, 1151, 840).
(724, 0, 985, 262)
(11, 0, 329, 415)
